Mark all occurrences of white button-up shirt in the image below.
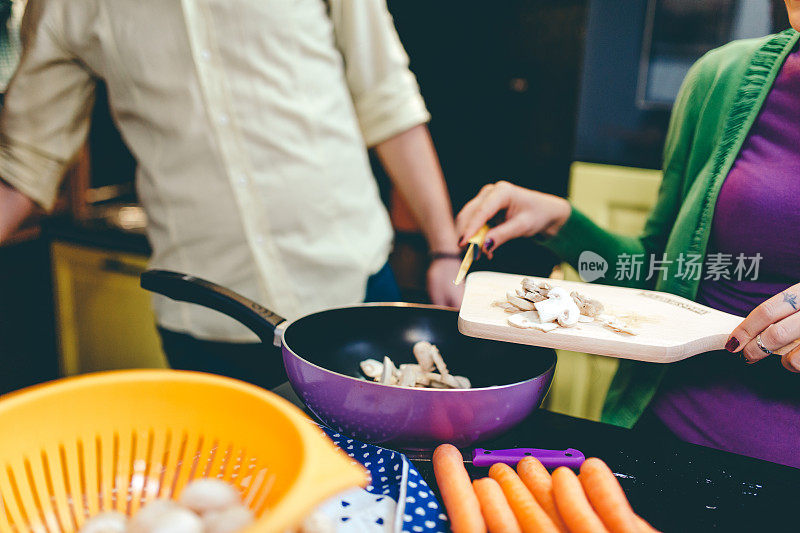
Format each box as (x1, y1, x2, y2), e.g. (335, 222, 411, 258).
(0, 0, 430, 341)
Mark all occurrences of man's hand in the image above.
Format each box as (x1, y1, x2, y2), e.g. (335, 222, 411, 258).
(0, 180, 37, 244)
(373, 125, 463, 307)
(427, 258, 465, 308)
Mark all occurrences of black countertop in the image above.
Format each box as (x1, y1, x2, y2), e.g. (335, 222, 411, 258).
(403, 409, 798, 532)
(268, 381, 799, 532)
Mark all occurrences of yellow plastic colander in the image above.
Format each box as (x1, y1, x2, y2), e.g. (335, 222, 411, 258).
(0, 370, 368, 532)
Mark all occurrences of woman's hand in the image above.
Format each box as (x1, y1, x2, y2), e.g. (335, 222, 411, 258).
(455, 181, 571, 259)
(725, 282, 800, 372)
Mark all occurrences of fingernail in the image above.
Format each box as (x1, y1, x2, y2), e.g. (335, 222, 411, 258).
(791, 358, 800, 372)
(483, 238, 495, 253)
(725, 337, 739, 352)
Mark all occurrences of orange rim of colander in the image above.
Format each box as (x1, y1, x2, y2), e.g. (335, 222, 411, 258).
(0, 370, 368, 532)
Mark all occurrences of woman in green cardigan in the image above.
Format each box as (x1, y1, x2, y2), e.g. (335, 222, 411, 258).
(456, 4, 800, 467)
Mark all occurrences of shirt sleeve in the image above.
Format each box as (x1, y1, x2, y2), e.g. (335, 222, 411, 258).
(330, 0, 430, 147)
(0, 0, 96, 210)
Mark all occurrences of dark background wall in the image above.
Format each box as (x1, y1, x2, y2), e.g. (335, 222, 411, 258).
(573, 0, 669, 169)
(0, 240, 59, 394)
(383, 0, 589, 281)
(573, 0, 790, 170)
(389, 0, 587, 204)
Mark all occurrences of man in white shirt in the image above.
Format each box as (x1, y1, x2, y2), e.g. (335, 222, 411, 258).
(0, 0, 463, 387)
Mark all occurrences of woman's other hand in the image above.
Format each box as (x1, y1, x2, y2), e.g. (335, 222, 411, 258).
(455, 181, 571, 259)
(725, 282, 800, 372)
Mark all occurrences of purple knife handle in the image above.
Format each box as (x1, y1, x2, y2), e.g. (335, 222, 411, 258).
(472, 448, 585, 469)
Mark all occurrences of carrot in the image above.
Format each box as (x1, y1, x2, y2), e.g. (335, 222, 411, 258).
(516, 457, 568, 532)
(551, 466, 609, 533)
(633, 514, 661, 533)
(579, 458, 640, 533)
(473, 478, 522, 533)
(488, 463, 559, 533)
(432, 444, 487, 533)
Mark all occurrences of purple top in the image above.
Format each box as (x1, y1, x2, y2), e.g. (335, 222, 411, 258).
(650, 46, 800, 468)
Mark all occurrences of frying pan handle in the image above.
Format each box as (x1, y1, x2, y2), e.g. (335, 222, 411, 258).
(140, 270, 286, 345)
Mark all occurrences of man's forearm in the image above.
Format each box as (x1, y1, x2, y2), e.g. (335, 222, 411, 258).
(373, 124, 460, 253)
(0, 180, 37, 244)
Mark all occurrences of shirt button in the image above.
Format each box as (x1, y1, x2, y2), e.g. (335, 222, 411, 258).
(200, 49, 211, 61)
(256, 236, 265, 244)
(218, 114, 229, 125)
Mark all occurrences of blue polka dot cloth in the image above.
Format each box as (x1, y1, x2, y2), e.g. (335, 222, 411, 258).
(321, 426, 448, 532)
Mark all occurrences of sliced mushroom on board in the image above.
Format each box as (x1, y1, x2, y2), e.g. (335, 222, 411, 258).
(501, 278, 636, 335)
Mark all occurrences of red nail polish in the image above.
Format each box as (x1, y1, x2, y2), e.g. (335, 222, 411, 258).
(725, 337, 739, 352)
(483, 238, 495, 252)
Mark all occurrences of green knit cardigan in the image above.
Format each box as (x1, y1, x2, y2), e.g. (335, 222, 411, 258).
(540, 29, 800, 427)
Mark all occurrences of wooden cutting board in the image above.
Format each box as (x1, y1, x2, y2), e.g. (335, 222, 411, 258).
(458, 271, 796, 363)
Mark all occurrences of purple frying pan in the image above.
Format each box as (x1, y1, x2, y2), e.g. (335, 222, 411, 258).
(140, 270, 556, 449)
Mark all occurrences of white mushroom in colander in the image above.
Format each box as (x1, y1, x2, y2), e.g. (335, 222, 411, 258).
(179, 479, 242, 515)
(82, 479, 257, 533)
(79, 512, 129, 533)
(202, 506, 256, 533)
(298, 510, 336, 533)
(128, 500, 204, 533)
